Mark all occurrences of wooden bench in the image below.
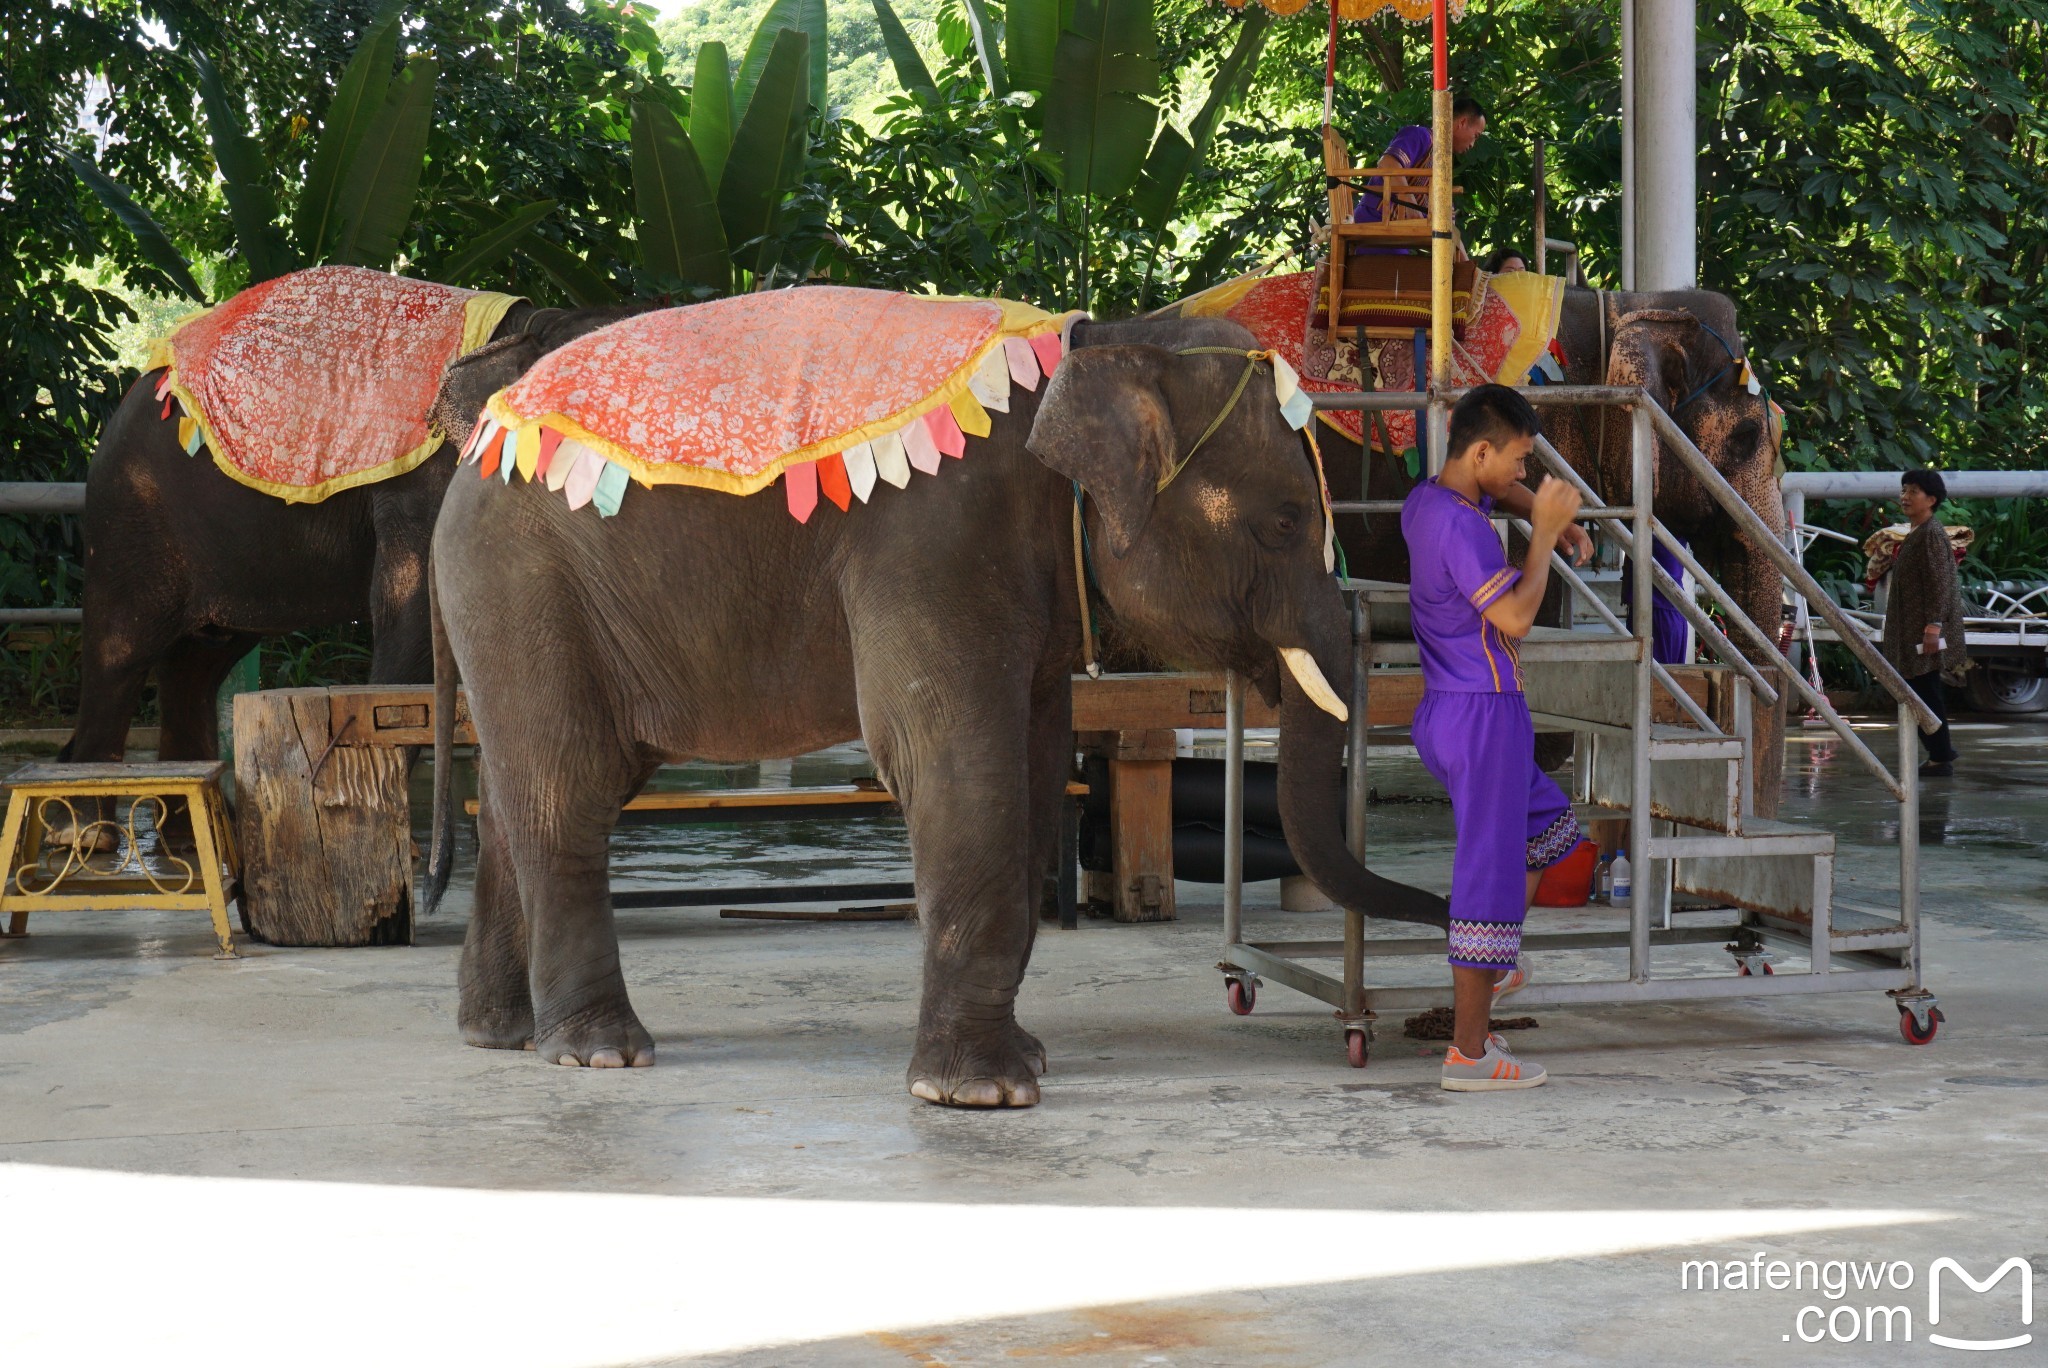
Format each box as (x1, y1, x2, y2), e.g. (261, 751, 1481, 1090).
(0, 761, 240, 958)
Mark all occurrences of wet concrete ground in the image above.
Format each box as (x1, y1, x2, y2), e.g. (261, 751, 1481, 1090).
(2, 719, 2045, 1366)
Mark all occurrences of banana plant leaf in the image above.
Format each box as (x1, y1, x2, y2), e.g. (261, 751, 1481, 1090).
(719, 28, 809, 281)
(437, 199, 556, 286)
(516, 232, 621, 307)
(63, 153, 208, 303)
(191, 45, 295, 282)
(690, 42, 735, 191)
(1043, 0, 1160, 199)
(293, 1, 403, 260)
(961, 0, 1011, 97)
(736, 0, 827, 116)
(1006, 0, 1060, 98)
(632, 102, 732, 294)
(1133, 7, 1269, 234)
(869, 0, 937, 100)
(332, 54, 438, 271)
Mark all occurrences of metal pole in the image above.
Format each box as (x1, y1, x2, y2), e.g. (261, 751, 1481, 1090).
(1634, 0, 1698, 289)
(1347, 594, 1370, 860)
(1629, 404, 1654, 981)
(1429, 0, 1452, 390)
(1734, 674, 1755, 818)
(0, 483, 87, 514)
(1620, 0, 1635, 290)
(1898, 699, 1920, 983)
(1223, 669, 1245, 950)
(1427, 398, 1448, 478)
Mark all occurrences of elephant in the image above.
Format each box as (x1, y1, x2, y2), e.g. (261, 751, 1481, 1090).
(59, 298, 632, 772)
(422, 309, 1448, 1106)
(1320, 286, 1792, 810)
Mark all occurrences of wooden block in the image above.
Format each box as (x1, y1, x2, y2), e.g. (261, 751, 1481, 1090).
(1070, 673, 1279, 730)
(1107, 755, 1174, 923)
(1076, 728, 1178, 763)
(233, 689, 413, 947)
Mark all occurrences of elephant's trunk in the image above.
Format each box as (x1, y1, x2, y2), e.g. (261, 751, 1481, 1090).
(1272, 601, 1449, 930)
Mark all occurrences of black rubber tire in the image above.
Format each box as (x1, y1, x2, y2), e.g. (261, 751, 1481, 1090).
(1965, 666, 2047, 715)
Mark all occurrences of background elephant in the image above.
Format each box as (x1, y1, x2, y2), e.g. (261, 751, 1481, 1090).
(60, 300, 631, 769)
(423, 309, 1446, 1106)
(1322, 286, 1792, 810)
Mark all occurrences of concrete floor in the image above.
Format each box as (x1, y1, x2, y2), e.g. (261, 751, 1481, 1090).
(3, 719, 2045, 1366)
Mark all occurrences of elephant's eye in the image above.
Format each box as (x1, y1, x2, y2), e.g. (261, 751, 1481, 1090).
(1259, 503, 1304, 547)
(1731, 420, 1760, 454)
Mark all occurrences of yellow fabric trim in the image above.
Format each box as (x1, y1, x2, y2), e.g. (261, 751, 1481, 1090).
(514, 425, 541, 481)
(485, 305, 1082, 499)
(949, 388, 992, 438)
(460, 291, 523, 356)
(1173, 273, 1264, 319)
(1488, 270, 1565, 385)
(1471, 567, 1516, 608)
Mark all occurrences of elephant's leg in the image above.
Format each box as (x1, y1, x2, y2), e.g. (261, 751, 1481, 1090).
(1011, 667, 1074, 1079)
(489, 740, 656, 1068)
(458, 776, 533, 1050)
(155, 632, 263, 762)
(365, 480, 441, 686)
(871, 697, 1039, 1107)
(60, 597, 180, 768)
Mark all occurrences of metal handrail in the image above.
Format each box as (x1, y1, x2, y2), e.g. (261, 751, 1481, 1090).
(1644, 402, 1939, 734)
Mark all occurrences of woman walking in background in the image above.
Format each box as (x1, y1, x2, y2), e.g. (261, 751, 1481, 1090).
(1881, 468, 1968, 777)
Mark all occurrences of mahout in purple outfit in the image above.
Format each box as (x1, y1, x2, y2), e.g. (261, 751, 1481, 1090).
(1401, 384, 1589, 1089)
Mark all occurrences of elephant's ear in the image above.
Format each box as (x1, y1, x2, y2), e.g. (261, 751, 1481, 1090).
(1027, 344, 1178, 558)
(432, 332, 547, 447)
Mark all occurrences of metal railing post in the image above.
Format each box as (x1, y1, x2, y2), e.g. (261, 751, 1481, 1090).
(1347, 592, 1370, 860)
(1899, 700, 1920, 983)
(1734, 674, 1755, 819)
(1629, 403, 1655, 982)
(1223, 670, 1245, 950)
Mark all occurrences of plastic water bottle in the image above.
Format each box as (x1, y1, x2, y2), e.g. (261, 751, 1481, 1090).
(1611, 850, 1633, 908)
(1594, 854, 1614, 904)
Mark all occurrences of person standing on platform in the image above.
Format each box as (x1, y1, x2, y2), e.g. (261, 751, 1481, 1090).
(1401, 385, 1593, 1092)
(1880, 468, 1967, 776)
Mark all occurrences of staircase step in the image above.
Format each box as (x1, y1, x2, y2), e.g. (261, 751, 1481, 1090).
(1649, 816, 1834, 858)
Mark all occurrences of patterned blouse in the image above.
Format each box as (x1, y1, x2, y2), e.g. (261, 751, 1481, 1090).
(1879, 519, 1968, 679)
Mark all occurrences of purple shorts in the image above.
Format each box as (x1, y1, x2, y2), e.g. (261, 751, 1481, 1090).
(1413, 690, 1583, 970)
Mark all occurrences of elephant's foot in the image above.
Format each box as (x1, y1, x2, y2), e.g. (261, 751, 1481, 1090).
(908, 1028, 1042, 1108)
(460, 1002, 536, 1052)
(1011, 1021, 1048, 1078)
(535, 999, 655, 1069)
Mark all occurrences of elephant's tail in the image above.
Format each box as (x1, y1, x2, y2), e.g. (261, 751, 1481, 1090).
(422, 570, 458, 917)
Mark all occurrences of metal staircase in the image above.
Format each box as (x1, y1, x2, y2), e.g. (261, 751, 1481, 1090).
(1217, 386, 1946, 1067)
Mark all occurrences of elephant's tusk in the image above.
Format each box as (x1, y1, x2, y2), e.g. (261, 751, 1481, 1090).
(1279, 647, 1349, 722)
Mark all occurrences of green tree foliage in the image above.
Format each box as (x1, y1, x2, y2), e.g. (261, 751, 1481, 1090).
(662, 0, 951, 117)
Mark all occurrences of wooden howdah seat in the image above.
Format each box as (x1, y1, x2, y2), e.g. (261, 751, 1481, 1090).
(1321, 127, 1467, 342)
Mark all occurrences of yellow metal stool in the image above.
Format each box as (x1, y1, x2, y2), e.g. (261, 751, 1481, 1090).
(0, 762, 240, 958)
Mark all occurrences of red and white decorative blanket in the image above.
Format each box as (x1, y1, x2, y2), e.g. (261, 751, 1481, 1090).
(148, 265, 520, 503)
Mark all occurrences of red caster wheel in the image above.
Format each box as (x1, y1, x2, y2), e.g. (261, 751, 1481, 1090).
(1738, 959, 1773, 976)
(1226, 979, 1255, 1016)
(1898, 1005, 1943, 1045)
(1345, 1028, 1370, 1069)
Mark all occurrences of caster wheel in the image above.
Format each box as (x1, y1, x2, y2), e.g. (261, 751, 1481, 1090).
(1898, 1005, 1943, 1046)
(1738, 960, 1773, 976)
(1345, 1028, 1370, 1069)
(1226, 979, 1255, 1016)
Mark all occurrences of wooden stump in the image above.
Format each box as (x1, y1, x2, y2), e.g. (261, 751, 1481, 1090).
(1079, 728, 1178, 923)
(233, 689, 414, 946)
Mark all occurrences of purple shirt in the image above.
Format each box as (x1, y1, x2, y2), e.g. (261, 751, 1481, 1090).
(1401, 478, 1524, 693)
(1354, 125, 1432, 224)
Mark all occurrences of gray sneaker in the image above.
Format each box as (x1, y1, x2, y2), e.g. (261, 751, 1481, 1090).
(1441, 1034, 1548, 1092)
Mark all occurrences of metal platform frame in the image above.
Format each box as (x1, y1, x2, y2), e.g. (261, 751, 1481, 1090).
(1218, 385, 1947, 1065)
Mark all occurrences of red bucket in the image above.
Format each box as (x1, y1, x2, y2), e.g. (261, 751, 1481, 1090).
(1533, 839, 1598, 907)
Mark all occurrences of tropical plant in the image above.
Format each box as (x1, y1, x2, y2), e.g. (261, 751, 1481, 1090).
(67, 3, 551, 302)
(629, 4, 828, 298)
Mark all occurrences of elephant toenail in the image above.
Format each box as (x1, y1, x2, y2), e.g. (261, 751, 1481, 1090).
(909, 1078, 944, 1103)
(589, 1049, 626, 1068)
